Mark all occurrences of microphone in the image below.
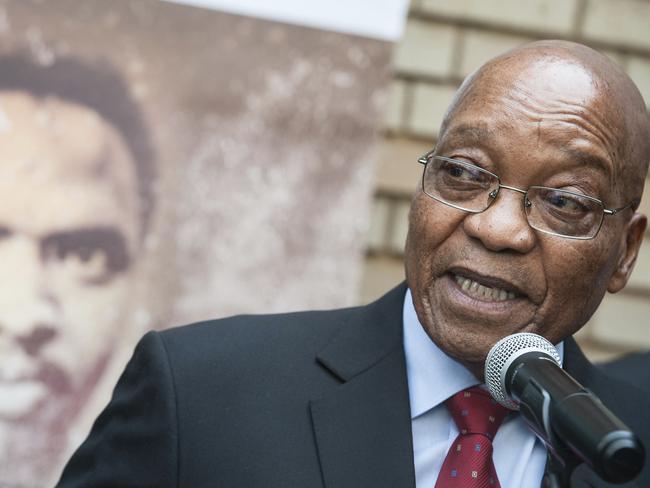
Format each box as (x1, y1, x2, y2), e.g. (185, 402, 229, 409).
(484, 332, 645, 484)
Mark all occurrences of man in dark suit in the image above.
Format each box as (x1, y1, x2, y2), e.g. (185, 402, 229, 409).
(57, 40, 650, 487)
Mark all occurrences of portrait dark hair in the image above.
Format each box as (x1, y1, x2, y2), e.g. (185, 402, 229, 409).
(0, 52, 156, 235)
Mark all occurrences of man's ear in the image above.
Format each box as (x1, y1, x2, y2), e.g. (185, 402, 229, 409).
(607, 212, 647, 293)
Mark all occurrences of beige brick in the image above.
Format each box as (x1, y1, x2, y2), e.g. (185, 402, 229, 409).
(367, 197, 391, 250)
(388, 200, 411, 254)
(582, 0, 650, 50)
(459, 30, 532, 78)
(419, 0, 578, 35)
(589, 292, 650, 348)
(408, 82, 458, 137)
(375, 137, 431, 195)
(628, 237, 650, 289)
(393, 19, 457, 78)
(627, 57, 650, 109)
(359, 255, 406, 304)
(385, 80, 407, 131)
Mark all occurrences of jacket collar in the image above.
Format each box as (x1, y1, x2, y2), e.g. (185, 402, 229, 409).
(315, 282, 408, 382)
(310, 282, 416, 488)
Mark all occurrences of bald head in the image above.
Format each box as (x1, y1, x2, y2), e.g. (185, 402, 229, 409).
(441, 40, 650, 203)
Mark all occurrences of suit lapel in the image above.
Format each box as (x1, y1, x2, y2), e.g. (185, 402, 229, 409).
(310, 283, 416, 488)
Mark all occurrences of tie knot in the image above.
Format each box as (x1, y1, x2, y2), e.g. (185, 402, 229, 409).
(445, 387, 508, 440)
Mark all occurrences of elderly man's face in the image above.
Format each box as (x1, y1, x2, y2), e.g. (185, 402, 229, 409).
(405, 57, 644, 374)
(0, 92, 141, 424)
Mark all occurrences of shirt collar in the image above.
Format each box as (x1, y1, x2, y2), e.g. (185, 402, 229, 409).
(402, 288, 564, 420)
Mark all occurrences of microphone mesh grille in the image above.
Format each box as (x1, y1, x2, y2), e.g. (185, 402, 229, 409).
(484, 332, 561, 410)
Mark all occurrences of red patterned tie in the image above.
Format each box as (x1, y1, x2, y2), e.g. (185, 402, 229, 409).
(434, 386, 509, 488)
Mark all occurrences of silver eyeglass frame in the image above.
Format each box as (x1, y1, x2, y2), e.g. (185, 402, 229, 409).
(417, 151, 637, 240)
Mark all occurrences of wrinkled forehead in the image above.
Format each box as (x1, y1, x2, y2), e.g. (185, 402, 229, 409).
(442, 54, 628, 172)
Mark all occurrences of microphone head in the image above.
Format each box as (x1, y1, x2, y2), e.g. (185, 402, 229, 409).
(485, 332, 562, 410)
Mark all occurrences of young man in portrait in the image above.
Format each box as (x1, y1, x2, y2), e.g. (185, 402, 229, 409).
(0, 53, 156, 487)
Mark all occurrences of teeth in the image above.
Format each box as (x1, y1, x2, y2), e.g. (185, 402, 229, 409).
(477, 284, 486, 297)
(453, 274, 516, 302)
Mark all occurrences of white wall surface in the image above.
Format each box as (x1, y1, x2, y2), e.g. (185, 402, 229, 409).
(161, 0, 410, 41)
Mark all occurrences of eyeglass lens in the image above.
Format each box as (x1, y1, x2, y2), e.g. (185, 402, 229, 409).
(423, 156, 604, 238)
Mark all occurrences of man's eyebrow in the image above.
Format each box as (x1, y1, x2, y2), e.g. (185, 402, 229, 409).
(560, 147, 612, 177)
(445, 125, 613, 173)
(40, 226, 131, 271)
(0, 226, 11, 239)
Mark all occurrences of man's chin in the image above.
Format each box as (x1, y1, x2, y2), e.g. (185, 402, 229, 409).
(440, 336, 491, 367)
(423, 317, 525, 377)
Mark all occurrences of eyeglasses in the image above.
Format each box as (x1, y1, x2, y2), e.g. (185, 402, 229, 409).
(417, 153, 637, 240)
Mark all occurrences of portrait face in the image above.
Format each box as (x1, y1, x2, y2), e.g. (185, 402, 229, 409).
(405, 57, 641, 375)
(0, 91, 141, 424)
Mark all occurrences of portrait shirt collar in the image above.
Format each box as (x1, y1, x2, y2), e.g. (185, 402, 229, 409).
(402, 288, 564, 420)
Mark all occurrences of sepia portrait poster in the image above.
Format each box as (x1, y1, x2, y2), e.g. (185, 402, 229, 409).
(0, 0, 408, 485)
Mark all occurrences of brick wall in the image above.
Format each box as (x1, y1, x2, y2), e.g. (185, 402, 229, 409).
(362, 0, 650, 361)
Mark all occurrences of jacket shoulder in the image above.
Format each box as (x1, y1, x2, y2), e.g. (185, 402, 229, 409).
(165, 305, 357, 346)
(155, 306, 361, 379)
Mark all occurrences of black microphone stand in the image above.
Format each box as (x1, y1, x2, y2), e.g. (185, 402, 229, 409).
(518, 390, 581, 488)
(541, 439, 581, 488)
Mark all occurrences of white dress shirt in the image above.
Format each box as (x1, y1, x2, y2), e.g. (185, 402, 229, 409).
(403, 288, 564, 488)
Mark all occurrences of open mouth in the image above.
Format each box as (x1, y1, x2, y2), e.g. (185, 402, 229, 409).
(451, 273, 518, 302)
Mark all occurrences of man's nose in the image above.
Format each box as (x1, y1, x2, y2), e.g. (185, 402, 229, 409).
(462, 188, 537, 253)
(0, 235, 61, 351)
(13, 324, 57, 356)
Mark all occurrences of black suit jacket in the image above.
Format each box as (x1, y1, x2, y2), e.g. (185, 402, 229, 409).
(599, 352, 650, 394)
(57, 283, 650, 487)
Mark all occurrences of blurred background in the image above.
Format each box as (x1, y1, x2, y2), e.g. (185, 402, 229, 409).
(0, 0, 648, 486)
